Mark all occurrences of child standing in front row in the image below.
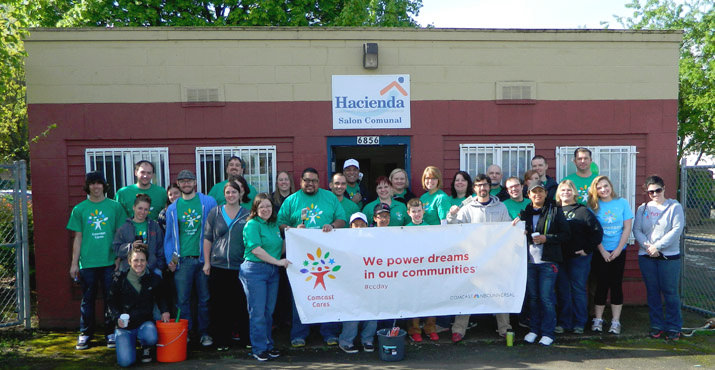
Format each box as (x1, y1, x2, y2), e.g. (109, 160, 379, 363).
(404, 199, 439, 342)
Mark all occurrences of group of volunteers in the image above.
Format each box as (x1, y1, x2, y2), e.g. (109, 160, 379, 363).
(67, 148, 685, 365)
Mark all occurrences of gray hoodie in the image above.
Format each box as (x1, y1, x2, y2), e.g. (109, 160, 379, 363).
(447, 195, 511, 224)
(633, 199, 684, 257)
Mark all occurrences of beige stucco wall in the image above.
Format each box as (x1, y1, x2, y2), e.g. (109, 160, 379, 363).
(25, 27, 682, 104)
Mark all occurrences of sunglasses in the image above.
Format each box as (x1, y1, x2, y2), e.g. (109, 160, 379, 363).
(647, 188, 663, 195)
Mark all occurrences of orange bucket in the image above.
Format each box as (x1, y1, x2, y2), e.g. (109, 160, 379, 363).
(156, 319, 188, 363)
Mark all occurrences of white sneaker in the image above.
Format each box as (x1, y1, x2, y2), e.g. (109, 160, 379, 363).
(591, 318, 603, 332)
(200, 334, 213, 347)
(524, 332, 538, 343)
(539, 336, 554, 346)
(608, 321, 622, 335)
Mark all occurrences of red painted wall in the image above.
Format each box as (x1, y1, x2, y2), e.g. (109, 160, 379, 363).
(29, 99, 677, 328)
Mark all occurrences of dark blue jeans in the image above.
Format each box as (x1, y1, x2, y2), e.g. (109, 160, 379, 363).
(174, 257, 210, 335)
(556, 254, 592, 330)
(638, 255, 682, 333)
(527, 263, 558, 339)
(79, 266, 114, 336)
(239, 261, 280, 354)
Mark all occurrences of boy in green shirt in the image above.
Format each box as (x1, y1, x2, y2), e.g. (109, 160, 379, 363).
(68, 172, 127, 350)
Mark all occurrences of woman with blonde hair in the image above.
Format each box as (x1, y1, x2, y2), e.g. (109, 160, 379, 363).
(554, 180, 602, 334)
(419, 166, 451, 225)
(587, 176, 633, 335)
(389, 168, 416, 204)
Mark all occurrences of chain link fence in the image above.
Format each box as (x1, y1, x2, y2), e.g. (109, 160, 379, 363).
(680, 165, 715, 316)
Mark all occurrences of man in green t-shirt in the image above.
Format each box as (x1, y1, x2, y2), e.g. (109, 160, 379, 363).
(502, 176, 532, 220)
(208, 156, 257, 207)
(115, 160, 168, 220)
(562, 148, 597, 205)
(277, 167, 346, 347)
(329, 172, 360, 218)
(487, 164, 509, 201)
(68, 172, 127, 350)
(163, 169, 218, 347)
(343, 159, 369, 207)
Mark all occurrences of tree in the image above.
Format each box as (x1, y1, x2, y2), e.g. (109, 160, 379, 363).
(57, 0, 422, 27)
(609, 0, 715, 164)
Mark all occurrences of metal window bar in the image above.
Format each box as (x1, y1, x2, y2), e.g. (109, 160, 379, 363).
(85, 148, 170, 199)
(195, 146, 277, 195)
(460, 144, 534, 182)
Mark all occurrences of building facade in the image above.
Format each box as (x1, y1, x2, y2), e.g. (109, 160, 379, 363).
(25, 27, 681, 327)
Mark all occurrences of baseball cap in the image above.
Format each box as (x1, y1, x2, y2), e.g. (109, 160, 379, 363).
(343, 159, 360, 170)
(177, 170, 196, 181)
(528, 183, 546, 192)
(374, 203, 391, 215)
(349, 212, 368, 225)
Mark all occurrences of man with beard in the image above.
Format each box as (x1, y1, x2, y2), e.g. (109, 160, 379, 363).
(164, 170, 218, 347)
(503, 176, 531, 220)
(208, 156, 258, 208)
(277, 168, 346, 347)
(447, 174, 513, 342)
(487, 164, 509, 201)
(115, 160, 168, 220)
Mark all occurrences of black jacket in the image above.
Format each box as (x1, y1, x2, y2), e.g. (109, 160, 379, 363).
(520, 201, 570, 264)
(107, 270, 169, 330)
(561, 203, 603, 257)
(393, 188, 417, 205)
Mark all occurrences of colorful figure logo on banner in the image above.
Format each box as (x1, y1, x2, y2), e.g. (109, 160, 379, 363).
(299, 247, 341, 290)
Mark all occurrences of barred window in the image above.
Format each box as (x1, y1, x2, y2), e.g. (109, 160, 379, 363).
(555, 146, 638, 210)
(459, 143, 535, 181)
(85, 147, 170, 199)
(195, 146, 276, 194)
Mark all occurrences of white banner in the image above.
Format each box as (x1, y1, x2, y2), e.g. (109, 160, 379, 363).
(332, 75, 411, 129)
(286, 223, 526, 324)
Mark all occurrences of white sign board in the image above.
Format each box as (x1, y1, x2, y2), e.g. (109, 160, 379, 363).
(286, 223, 526, 323)
(332, 75, 411, 130)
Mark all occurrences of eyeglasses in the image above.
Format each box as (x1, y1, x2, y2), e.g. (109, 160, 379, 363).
(302, 178, 319, 183)
(475, 183, 490, 188)
(647, 188, 663, 195)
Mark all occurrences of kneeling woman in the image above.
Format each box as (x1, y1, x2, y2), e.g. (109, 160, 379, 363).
(240, 193, 291, 361)
(108, 244, 170, 367)
(520, 183, 570, 346)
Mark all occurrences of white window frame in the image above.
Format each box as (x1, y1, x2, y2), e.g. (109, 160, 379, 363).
(85, 147, 170, 198)
(195, 146, 277, 195)
(555, 146, 638, 211)
(459, 143, 535, 182)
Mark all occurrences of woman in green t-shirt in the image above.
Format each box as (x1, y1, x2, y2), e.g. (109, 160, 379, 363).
(239, 193, 290, 362)
(362, 176, 409, 226)
(449, 171, 474, 208)
(419, 166, 451, 225)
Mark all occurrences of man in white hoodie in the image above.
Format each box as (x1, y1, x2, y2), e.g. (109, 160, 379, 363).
(446, 173, 513, 342)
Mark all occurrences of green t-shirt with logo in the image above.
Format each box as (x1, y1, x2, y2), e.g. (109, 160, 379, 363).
(208, 180, 258, 209)
(563, 173, 598, 205)
(67, 198, 127, 269)
(419, 189, 450, 226)
(132, 220, 148, 243)
(339, 197, 360, 222)
(277, 189, 347, 229)
(176, 196, 203, 257)
(362, 199, 409, 226)
(115, 183, 167, 221)
(345, 183, 363, 201)
(243, 217, 283, 262)
(503, 198, 532, 220)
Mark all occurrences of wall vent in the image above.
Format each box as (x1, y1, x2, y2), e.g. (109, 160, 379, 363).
(182, 85, 225, 107)
(495, 81, 536, 104)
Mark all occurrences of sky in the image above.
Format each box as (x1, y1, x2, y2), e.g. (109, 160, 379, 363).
(415, 0, 636, 29)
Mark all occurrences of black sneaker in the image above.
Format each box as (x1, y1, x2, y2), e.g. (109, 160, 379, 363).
(649, 329, 663, 339)
(268, 349, 280, 358)
(363, 343, 375, 352)
(141, 347, 152, 363)
(339, 344, 358, 354)
(253, 351, 270, 361)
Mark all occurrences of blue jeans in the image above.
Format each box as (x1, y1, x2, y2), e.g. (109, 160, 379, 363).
(174, 256, 210, 335)
(527, 263, 558, 339)
(115, 321, 158, 367)
(239, 261, 280, 354)
(79, 266, 114, 336)
(556, 254, 592, 330)
(339, 320, 377, 347)
(638, 255, 682, 333)
(290, 298, 340, 342)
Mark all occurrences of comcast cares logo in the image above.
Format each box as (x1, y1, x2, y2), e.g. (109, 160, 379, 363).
(300, 248, 341, 290)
